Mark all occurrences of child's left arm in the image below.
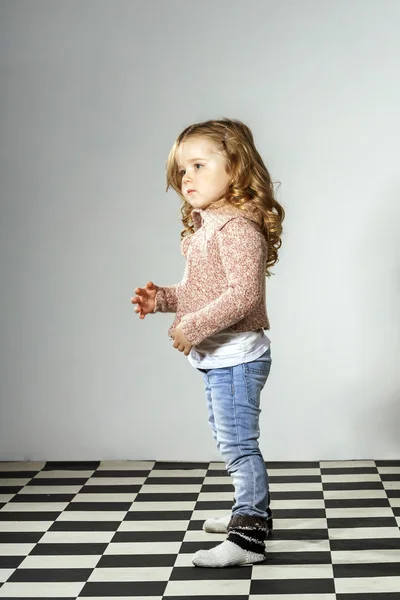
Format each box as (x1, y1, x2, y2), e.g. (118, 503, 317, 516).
(179, 218, 266, 347)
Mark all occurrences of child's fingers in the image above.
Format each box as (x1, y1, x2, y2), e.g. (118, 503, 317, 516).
(134, 307, 145, 318)
(135, 288, 146, 295)
(133, 302, 147, 317)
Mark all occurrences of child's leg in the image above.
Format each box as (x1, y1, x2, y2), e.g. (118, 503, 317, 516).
(198, 370, 232, 531)
(200, 370, 220, 452)
(193, 349, 273, 567)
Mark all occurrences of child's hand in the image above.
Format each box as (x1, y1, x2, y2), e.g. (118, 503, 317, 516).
(170, 324, 192, 356)
(131, 281, 158, 319)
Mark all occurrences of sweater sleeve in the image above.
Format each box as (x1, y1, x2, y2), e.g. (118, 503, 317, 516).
(153, 283, 180, 313)
(179, 218, 266, 346)
(153, 235, 191, 313)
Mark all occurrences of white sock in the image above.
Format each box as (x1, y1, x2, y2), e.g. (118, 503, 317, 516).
(192, 539, 266, 568)
(203, 513, 231, 533)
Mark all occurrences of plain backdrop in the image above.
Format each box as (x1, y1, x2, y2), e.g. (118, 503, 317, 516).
(0, 0, 399, 461)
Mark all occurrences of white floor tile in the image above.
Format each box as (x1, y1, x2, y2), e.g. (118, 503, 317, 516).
(85, 477, 146, 485)
(332, 549, 400, 563)
(329, 526, 400, 539)
(0, 569, 15, 583)
(0, 478, 31, 486)
(104, 541, 181, 554)
(0, 502, 68, 512)
(266, 539, 330, 553)
(252, 564, 334, 579)
(57, 510, 127, 521)
(34, 470, 94, 479)
(322, 474, 381, 482)
(376, 466, 400, 474)
(38, 531, 114, 544)
(0, 495, 15, 503)
(273, 518, 328, 529)
(183, 530, 226, 542)
(192, 509, 230, 520)
(198, 491, 233, 501)
(88, 566, 173, 581)
(71, 493, 137, 502)
(20, 555, 100, 568)
(173, 553, 197, 567)
(148, 469, 207, 478)
(335, 576, 400, 593)
(208, 462, 226, 469)
(79, 597, 162, 600)
(140, 484, 201, 493)
(98, 460, 154, 470)
(128, 502, 196, 511)
(326, 507, 394, 518)
(250, 595, 336, 600)
(323, 489, 387, 499)
(0, 462, 45, 471)
(203, 476, 233, 485)
(119, 520, 189, 531)
(270, 483, 323, 491)
(382, 481, 400, 490)
(18, 485, 82, 494)
(164, 578, 250, 596)
(0, 544, 35, 556)
(0, 581, 84, 597)
(320, 461, 375, 468)
(269, 468, 322, 476)
(0, 521, 52, 532)
(271, 499, 325, 509)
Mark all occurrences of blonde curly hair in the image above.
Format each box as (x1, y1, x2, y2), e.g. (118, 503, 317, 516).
(166, 118, 285, 277)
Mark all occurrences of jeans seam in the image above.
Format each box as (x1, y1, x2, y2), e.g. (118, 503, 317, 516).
(252, 456, 256, 511)
(246, 363, 257, 512)
(231, 367, 244, 464)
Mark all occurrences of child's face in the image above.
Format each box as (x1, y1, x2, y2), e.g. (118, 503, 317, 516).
(176, 136, 231, 210)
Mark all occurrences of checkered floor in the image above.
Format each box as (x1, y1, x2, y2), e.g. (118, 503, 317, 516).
(0, 460, 399, 599)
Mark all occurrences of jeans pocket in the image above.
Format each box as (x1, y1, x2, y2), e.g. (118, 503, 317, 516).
(244, 349, 272, 408)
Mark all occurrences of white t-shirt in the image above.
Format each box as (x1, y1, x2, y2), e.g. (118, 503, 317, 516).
(187, 328, 271, 369)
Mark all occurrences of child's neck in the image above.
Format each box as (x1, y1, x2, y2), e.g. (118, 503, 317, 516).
(206, 198, 229, 211)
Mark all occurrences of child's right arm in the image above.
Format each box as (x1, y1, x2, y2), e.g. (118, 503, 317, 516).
(131, 281, 180, 318)
(152, 283, 180, 313)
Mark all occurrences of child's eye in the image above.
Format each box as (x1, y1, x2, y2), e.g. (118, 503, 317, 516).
(179, 164, 203, 177)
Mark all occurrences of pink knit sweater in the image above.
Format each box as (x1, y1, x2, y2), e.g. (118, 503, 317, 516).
(153, 201, 270, 347)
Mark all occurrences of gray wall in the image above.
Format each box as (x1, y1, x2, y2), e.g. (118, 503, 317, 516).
(1, 0, 399, 461)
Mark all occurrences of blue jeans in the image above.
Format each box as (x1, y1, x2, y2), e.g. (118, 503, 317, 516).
(197, 347, 272, 521)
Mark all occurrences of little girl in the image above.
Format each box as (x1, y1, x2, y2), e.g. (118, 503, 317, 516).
(131, 118, 285, 568)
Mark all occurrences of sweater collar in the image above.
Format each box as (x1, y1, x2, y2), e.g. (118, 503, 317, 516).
(191, 199, 263, 232)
